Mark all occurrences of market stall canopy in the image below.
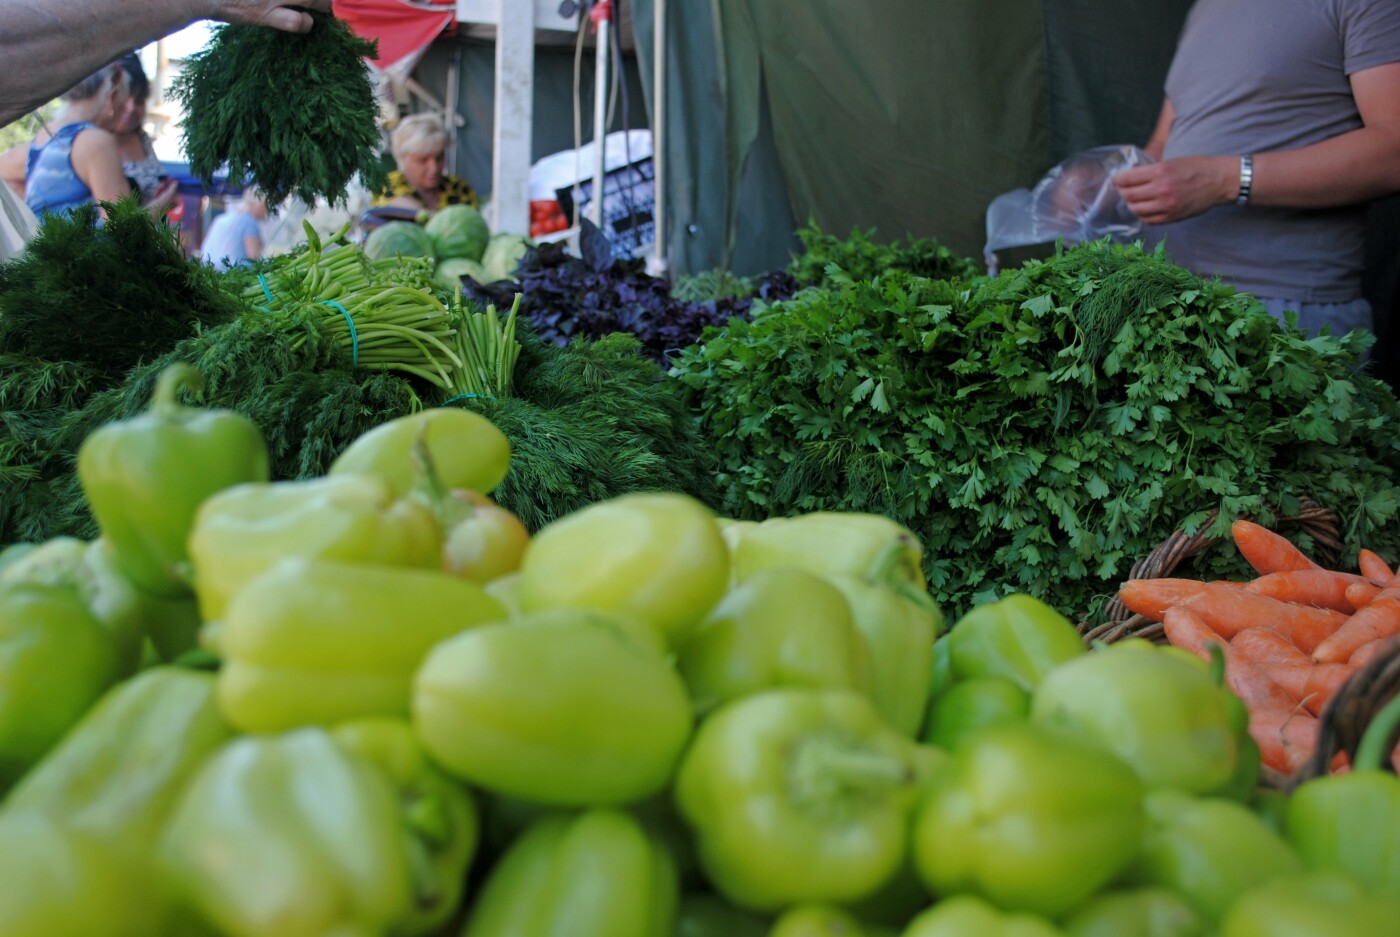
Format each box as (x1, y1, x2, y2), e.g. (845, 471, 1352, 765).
(332, 0, 456, 77)
(628, 0, 1195, 276)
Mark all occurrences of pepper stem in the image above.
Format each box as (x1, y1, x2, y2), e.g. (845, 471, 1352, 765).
(150, 363, 205, 413)
(864, 538, 942, 621)
(790, 735, 914, 819)
(1353, 691, 1400, 774)
(410, 426, 474, 530)
(1207, 643, 1227, 688)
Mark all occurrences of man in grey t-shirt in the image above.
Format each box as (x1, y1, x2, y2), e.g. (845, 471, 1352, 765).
(1113, 0, 1400, 338)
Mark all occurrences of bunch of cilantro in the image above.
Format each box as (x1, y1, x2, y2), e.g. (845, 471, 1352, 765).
(669, 240, 1400, 622)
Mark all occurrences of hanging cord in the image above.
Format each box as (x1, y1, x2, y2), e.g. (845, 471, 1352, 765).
(571, 8, 589, 229)
(609, 12, 642, 245)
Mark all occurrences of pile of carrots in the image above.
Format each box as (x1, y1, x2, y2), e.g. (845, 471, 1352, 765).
(1115, 519, 1400, 777)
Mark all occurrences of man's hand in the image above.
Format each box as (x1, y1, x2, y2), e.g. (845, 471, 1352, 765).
(209, 0, 333, 33)
(1113, 155, 1238, 225)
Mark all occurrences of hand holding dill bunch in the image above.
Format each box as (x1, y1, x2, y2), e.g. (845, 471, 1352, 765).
(170, 11, 388, 207)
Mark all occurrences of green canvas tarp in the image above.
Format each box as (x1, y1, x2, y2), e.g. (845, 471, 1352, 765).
(630, 0, 1193, 274)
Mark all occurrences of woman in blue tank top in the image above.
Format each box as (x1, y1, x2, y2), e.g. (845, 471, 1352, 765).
(23, 61, 176, 220)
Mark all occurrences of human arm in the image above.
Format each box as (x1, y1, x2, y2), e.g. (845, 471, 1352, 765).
(1142, 98, 1175, 162)
(0, 143, 27, 197)
(1115, 61, 1400, 224)
(242, 233, 263, 261)
(0, 0, 332, 127)
(69, 127, 133, 217)
(387, 194, 428, 212)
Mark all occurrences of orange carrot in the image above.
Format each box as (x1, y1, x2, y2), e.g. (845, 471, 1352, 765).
(1232, 519, 1319, 575)
(1163, 606, 1297, 711)
(1312, 593, 1400, 664)
(1347, 634, 1400, 669)
(1181, 584, 1346, 652)
(1264, 662, 1356, 716)
(1358, 549, 1394, 584)
(1244, 569, 1374, 613)
(1117, 578, 1218, 620)
(1345, 580, 1382, 611)
(1231, 627, 1310, 667)
(1249, 707, 1320, 775)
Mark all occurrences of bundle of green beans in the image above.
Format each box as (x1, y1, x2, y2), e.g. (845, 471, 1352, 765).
(239, 222, 465, 390)
(449, 293, 522, 400)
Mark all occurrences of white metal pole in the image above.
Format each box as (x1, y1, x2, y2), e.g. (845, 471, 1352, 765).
(650, 0, 668, 276)
(590, 7, 611, 229)
(492, 0, 535, 235)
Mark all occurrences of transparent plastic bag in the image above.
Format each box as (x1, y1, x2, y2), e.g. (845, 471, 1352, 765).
(984, 144, 1153, 274)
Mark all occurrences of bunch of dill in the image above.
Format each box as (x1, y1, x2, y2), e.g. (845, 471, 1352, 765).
(170, 12, 388, 207)
(0, 197, 243, 384)
(3, 314, 718, 544)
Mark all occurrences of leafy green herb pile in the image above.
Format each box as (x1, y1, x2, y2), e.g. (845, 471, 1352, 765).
(786, 221, 982, 287)
(169, 13, 387, 206)
(463, 221, 977, 365)
(0, 197, 241, 386)
(458, 330, 718, 531)
(0, 196, 245, 523)
(669, 240, 1400, 621)
(1, 303, 716, 544)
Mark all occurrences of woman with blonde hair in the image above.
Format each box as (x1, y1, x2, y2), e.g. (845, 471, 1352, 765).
(374, 113, 477, 214)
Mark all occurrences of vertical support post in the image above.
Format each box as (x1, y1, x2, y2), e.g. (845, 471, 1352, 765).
(589, 5, 613, 229)
(649, 0, 668, 276)
(492, 0, 534, 235)
(444, 44, 462, 177)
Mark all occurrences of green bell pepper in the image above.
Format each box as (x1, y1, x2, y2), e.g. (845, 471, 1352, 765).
(0, 812, 170, 937)
(1031, 639, 1242, 795)
(927, 633, 953, 699)
(5, 667, 232, 847)
(0, 580, 120, 786)
(1062, 888, 1207, 937)
(731, 512, 926, 590)
(518, 492, 730, 648)
(769, 904, 898, 937)
(1284, 692, 1400, 900)
(77, 363, 270, 598)
(1121, 789, 1304, 922)
(462, 808, 679, 937)
(414, 607, 692, 806)
(902, 896, 1065, 937)
(332, 718, 479, 936)
(187, 472, 442, 626)
(672, 893, 769, 937)
(946, 594, 1085, 691)
(160, 728, 429, 937)
(912, 722, 1145, 919)
(1218, 870, 1400, 937)
(0, 541, 36, 574)
(329, 406, 512, 498)
(828, 573, 943, 737)
(673, 687, 929, 912)
(676, 568, 875, 715)
(0, 535, 200, 673)
(921, 675, 1029, 751)
(218, 556, 505, 732)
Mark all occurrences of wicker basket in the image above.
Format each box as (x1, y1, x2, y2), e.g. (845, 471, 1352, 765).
(1288, 637, 1400, 788)
(1073, 498, 1347, 789)
(1077, 498, 1342, 646)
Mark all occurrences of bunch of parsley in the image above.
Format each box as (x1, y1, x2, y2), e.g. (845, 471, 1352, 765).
(786, 221, 982, 287)
(170, 13, 387, 206)
(669, 240, 1400, 622)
